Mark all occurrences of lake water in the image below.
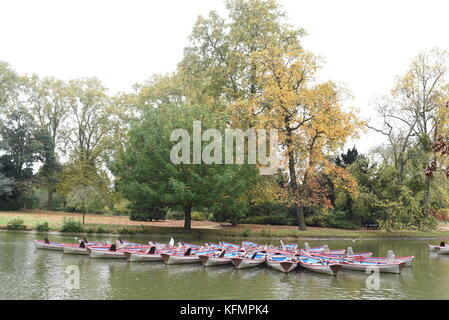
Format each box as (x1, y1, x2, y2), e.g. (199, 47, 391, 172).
(1, 232, 448, 300)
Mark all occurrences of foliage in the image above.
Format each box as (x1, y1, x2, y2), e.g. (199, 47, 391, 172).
(35, 221, 50, 232)
(5, 218, 27, 230)
(129, 208, 167, 222)
(112, 103, 259, 229)
(112, 198, 132, 216)
(166, 210, 185, 220)
(191, 211, 208, 221)
(59, 218, 84, 233)
(240, 214, 294, 226)
(305, 210, 360, 230)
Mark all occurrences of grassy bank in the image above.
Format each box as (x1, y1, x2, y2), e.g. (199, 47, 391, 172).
(1, 210, 449, 240)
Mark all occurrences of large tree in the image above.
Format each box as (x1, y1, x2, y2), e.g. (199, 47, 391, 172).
(178, 0, 361, 230)
(370, 48, 449, 217)
(112, 103, 259, 230)
(27, 76, 70, 209)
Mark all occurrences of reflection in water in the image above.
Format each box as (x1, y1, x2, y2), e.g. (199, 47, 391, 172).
(1, 233, 449, 299)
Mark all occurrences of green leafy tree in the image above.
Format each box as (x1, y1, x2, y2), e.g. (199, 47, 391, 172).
(27, 76, 70, 209)
(112, 103, 259, 230)
(66, 185, 103, 224)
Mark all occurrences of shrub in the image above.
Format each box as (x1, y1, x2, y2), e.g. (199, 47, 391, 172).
(191, 211, 208, 221)
(6, 218, 27, 231)
(305, 211, 359, 230)
(242, 228, 252, 237)
(130, 207, 166, 222)
(96, 225, 108, 233)
(166, 210, 184, 220)
(112, 199, 131, 216)
(60, 218, 84, 233)
(240, 215, 295, 226)
(36, 222, 50, 232)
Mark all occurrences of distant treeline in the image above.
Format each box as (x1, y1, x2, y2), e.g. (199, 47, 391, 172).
(1, 0, 448, 231)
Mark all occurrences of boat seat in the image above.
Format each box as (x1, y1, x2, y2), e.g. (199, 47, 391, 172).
(148, 246, 156, 254)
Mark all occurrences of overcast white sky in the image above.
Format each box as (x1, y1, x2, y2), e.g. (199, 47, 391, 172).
(1, 0, 449, 153)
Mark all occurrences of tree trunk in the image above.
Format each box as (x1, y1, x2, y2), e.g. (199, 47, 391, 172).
(422, 177, 432, 216)
(184, 206, 192, 230)
(296, 206, 306, 230)
(47, 188, 54, 211)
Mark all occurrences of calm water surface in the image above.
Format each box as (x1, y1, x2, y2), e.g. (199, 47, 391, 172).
(0, 232, 448, 300)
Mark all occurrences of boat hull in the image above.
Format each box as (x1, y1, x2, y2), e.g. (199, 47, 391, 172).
(298, 261, 341, 276)
(161, 254, 201, 265)
(124, 252, 164, 262)
(34, 240, 63, 251)
(231, 257, 265, 269)
(356, 256, 415, 267)
(198, 255, 232, 267)
(63, 245, 89, 255)
(436, 247, 449, 255)
(340, 261, 404, 274)
(267, 260, 297, 273)
(89, 248, 126, 259)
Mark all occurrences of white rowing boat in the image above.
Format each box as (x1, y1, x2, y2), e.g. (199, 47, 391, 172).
(297, 255, 341, 276)
(198, 250, 245, 267)
(266, 254, 297, 273)
(34, 239, 63, 251)
(161, 248, 220, 265)
(88, 247, 128, 259)
(436, 246, 449, 255)
(124, 251, 164, 262)
(231, 252, 267, 269)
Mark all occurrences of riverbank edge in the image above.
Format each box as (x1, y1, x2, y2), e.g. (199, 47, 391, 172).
(1, 228, 448, 241)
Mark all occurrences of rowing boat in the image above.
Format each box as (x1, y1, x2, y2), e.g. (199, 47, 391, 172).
(266, 253, 297, 273)
(62, 243, 110, 255)
(436, 246, 449, 255)
(198, 250, 246, 267)
(231, 251, 267, 269)
(428, 242, 446, 251)
(296, 255, 341, 276)
(124, 246, 177, 262)
(323, 256, 405, 274)
(88, 245, 148, 259)
(34, 239, 64, 250)
(35, 238, 103, 251)
(349, 251, 415, 267)
(161, 248, 220, 265)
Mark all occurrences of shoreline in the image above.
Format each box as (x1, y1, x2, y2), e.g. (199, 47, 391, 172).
(1, 229, 447, 241)
(1, 210, 448, 241)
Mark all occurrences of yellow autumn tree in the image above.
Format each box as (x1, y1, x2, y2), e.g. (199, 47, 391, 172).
(231, 45, 363, 230)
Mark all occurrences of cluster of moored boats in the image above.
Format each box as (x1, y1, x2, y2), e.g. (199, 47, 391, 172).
(33, 237, 421, 276)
